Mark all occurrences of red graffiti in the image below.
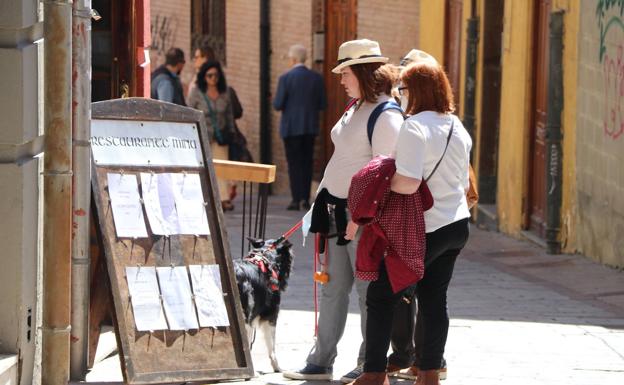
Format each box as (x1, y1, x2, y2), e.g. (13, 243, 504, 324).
(74, 208, 87, 216)
(603, 44, 624, 139)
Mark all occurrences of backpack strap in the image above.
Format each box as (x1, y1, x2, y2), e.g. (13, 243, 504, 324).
(367, 100, 404, 145)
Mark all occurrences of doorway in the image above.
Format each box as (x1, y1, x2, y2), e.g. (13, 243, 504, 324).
(444, 0, 463, 106)
(322, 0, 357, 164)
(476, 0, 503, 229)
(91, 0, 135, 101)
(526, 0, 550, 238)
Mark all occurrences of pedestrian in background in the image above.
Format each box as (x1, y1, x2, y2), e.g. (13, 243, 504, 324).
(273, 44, 327, 211)
(151, 47, 187, 106)
(190, 42, 251, 199)
(359, 57, 472, 385)
(187, 61, 236, 211)
(282, 39, 403, 383)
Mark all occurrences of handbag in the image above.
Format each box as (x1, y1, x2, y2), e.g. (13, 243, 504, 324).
(419, 119, 455, 211)
(228, 123, 254, 162)
(201, 92, 232, 146)
(467, 164, 479, 208)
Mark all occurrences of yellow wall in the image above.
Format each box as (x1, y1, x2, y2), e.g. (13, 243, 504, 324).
(554, 0, 579, 253)
(496, 0, 534, 234)
(419, 0, 446, 62)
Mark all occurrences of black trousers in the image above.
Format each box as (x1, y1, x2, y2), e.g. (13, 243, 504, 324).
(283, 134, 315, 203)
(364, 218, 470, 372)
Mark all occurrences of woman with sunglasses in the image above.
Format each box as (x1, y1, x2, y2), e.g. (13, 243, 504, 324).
(359, 56, 472, 385)
(188, 60, 236, 211)
(283, 39, 403, 383)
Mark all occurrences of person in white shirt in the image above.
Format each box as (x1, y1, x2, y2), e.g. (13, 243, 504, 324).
(282, 39, 403, 383)
(382, 58, 472, 385)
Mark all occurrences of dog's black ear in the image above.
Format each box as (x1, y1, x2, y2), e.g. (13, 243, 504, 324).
(277, 239, 293, 251)
(247, 237, 265, 249)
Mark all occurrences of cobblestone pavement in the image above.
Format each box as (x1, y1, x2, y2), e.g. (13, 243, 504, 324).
(86, 194, 624, 385)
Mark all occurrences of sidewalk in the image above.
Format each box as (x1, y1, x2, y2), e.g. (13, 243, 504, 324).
(87, 194, 624, 384)
(225, 195, 624, 385)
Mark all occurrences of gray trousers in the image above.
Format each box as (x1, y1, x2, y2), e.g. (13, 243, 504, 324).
(307, 217, 369, 368)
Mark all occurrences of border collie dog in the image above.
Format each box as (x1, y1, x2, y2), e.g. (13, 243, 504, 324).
(234, 238, 294, 372)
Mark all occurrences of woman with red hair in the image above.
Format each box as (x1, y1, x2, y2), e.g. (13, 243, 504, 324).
(357, 58, 472, 385)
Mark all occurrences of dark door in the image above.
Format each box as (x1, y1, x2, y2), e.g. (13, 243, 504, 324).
(527, 0, 550, 236)
(92, 0, 134, 101)
(477, 0, 504, 204)
(323, 0, 357, 164)
(444, 0, 463, 107)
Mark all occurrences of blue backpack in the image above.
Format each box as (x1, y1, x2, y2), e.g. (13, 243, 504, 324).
(344, 98, 405, 144)
(366, 100, 405, 144)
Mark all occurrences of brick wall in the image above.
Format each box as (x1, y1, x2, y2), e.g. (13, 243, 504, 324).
(576, 1, 624, 267)
(227, 1, 420, 197)
(270, 1, 314, 194)
(225, 0, 261, 171)
(358, 0, 420, 64)
(150, 0, 194, 91)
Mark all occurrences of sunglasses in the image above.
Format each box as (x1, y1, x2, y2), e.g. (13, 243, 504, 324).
(398, 86, 408, 96)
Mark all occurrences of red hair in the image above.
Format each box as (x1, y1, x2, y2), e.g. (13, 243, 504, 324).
(400, 62, 455, 115)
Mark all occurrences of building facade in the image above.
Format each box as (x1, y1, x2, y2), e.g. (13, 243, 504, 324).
(419, 0, 624, 267)
(227, 0, 420, 194)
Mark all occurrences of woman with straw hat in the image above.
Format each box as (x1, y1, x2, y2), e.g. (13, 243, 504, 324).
(282, 39, 403, 383)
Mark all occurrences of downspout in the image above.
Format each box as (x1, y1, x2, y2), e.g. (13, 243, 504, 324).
(42, 1, 73, 385)
(462, 0, 479, 149)
(545, 11, 564, 254)
(70, 0, 92, 379)
(260, 0, 272, 165)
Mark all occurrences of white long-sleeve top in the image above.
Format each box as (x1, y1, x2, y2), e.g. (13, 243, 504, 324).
(319, 95, 403, 199)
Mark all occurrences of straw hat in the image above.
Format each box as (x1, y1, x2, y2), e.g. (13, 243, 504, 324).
(331, 39, 389, 74)
(400, 49, 438, 67)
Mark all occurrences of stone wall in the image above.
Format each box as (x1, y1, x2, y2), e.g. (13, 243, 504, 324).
(576, 0, 624, 267)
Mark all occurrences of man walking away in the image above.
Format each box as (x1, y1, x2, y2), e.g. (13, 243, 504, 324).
(151, 47, 187, 106)
(273, 44, 327, 210)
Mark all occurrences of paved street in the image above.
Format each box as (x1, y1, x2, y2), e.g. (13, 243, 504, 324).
(87, 194, 624, 385)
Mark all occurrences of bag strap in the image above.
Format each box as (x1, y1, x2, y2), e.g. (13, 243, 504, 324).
(367, 100, 404, 145)
(201, 92, 223, 141)
(424, 117, 454, 182)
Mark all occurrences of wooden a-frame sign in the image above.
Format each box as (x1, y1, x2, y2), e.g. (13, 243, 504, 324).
(90, 98, 254, 384)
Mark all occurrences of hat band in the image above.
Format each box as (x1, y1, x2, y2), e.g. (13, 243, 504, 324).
(336, 54, 383, 66)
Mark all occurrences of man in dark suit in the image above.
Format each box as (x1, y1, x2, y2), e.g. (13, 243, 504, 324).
(273, 44, 327, 210)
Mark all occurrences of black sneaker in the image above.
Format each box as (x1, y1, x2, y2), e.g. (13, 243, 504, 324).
(286, 201, 300, 211)
(340, 364, 363, 383)
(283, 363, 333, 380)
(302, 200, 311, 210)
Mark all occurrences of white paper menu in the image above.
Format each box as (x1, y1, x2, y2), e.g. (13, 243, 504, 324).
(125, 266, 168, 331)
(156, 266, 199, 330)
(140, 173, 178, 235)
(171, 173, 210, 235)
(188, 265, 230, 327)
(107, 173, 148, 238)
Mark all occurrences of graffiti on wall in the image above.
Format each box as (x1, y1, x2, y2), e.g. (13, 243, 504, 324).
(596, 1, 624, 139)
(151, 15, 178, 56)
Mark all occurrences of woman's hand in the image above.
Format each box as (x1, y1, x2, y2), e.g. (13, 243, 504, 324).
(345, 220, 359, 240)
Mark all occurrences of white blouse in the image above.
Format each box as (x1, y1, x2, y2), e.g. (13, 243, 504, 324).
(319, 95, 403, 199)
(394, 111, 472, 233)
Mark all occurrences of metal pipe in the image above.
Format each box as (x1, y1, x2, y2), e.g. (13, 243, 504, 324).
(259, 0, 271, 165)
(42, 1, 73, 384)
(462, 14, 479, 146)
(70, 0, 92, 379)
(545, 11, 564, 254)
